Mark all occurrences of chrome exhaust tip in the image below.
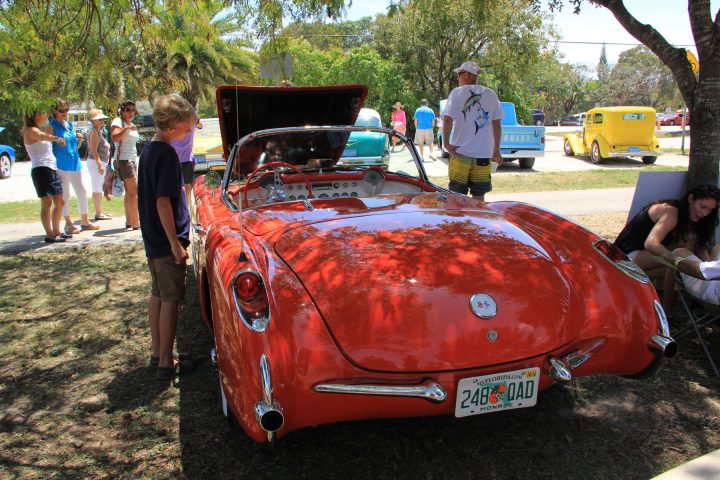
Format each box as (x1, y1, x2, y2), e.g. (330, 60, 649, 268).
(254, 401, 285, 432)
(546, 356, 572, 382)
(649, 335, 678, 358)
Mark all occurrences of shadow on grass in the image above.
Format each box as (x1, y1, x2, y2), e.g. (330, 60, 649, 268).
(173, 276, 720, 480)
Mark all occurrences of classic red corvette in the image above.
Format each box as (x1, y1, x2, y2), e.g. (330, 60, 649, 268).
(190, 85, 676, 444)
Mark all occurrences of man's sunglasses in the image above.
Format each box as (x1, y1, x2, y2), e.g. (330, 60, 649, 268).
(57, 108, 69, 113)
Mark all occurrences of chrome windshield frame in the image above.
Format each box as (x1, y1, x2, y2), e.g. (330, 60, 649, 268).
(220, 125, 426, 212)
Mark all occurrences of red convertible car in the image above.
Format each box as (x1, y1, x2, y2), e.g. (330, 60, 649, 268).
(191, 85, 676, 444)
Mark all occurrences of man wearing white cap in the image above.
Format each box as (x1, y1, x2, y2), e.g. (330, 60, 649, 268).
(442, 60, 503, 200)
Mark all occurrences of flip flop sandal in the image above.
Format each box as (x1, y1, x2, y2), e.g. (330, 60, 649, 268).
(65, 226, 81, 235)
(80, 224, 100, 231)
(60, 233, 73, 239)
(156, 358, 195, 380)
(149, 352, 191, 368)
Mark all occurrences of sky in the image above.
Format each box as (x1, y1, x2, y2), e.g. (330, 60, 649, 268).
(343, 0, 718, 66)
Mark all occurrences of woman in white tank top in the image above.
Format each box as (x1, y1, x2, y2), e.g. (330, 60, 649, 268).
(111, 100, 141, 229)
(23, 110, 70, 243)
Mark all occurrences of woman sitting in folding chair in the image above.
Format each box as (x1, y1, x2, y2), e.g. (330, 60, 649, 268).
(614, 184, 720, 295)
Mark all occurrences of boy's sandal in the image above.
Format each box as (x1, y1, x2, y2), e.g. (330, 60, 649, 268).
(59, 232, 73, 239)
(149, 352, 191, 368)
(156, 358, 195, 380)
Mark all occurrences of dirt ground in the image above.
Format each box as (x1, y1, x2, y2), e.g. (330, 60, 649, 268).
(2, 217, 720, 479)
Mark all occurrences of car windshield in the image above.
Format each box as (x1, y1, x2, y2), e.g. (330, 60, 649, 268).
(226, 128, 422, 187)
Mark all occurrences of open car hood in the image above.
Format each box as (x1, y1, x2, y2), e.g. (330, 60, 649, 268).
(216, 85, 368, 161)
(273, 208, 581, 373)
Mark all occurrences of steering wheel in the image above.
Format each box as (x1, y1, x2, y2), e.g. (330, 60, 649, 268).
(243, 161, 313, 207)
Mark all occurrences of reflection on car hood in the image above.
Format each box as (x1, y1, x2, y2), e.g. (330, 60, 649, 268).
(267, 194, 579, 373)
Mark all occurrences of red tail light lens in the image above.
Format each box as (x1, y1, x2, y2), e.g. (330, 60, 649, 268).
(235, 272, 260, 299)
(592, 239, 649, 283)
(232, 270, 270, 331)
(594, 239, 625, 263)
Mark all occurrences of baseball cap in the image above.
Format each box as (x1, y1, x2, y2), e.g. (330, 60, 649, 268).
(453, 61, 480, 75)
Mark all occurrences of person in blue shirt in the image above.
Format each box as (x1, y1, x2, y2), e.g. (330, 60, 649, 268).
(137, 94, 198, 380)
(46, 99, 100, 234)
(413, 99, 436, 160)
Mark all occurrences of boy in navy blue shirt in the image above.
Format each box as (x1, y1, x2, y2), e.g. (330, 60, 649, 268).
(137, 94, 198, 380)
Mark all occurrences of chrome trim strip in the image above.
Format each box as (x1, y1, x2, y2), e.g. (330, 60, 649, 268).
(259, 354, 272, 405)
(314, 380, 447, 403)
(653, 300, 671, 337)
(222, 125, 430, 213)
(231, 269, 270, 332)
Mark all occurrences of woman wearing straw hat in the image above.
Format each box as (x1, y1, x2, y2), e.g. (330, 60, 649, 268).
(390, 101, 406, 148)
(86, 108, 113, 220)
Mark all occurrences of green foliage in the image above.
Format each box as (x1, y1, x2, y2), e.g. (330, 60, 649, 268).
(597, 46, 681, 110)
(372, 0, 555, 116)
(284, 39, 409, 126)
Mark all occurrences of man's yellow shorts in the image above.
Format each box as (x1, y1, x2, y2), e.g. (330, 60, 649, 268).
(448, 153, 492, 196)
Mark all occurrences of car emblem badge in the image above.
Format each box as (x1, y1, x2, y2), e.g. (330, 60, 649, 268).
(470, 293, 497, 318)
(487, 330, 499, 342)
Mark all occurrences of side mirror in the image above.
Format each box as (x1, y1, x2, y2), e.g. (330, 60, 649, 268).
(204, 170, 221, 189)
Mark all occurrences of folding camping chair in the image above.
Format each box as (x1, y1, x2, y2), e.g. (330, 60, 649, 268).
(672, 269, 720, 377)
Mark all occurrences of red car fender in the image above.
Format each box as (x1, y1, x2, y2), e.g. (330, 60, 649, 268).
(489, 201, 661, 376)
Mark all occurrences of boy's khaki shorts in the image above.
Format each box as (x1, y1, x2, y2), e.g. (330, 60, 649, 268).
(147, 255, 187, 303)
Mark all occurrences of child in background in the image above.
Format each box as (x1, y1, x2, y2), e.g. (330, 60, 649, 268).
(137, 94, 198, 380)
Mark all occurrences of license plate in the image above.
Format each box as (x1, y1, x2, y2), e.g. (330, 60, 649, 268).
(343, 149, 357, 157)
(455, 367, 539, 418)
(628, 146, 640, 152)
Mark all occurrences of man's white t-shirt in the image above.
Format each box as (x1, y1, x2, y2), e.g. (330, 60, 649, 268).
(111, 117, 140, 161)
(443, 85, 504, 158)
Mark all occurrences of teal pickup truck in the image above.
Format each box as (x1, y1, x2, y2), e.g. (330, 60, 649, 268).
(438, 100, 545, 169)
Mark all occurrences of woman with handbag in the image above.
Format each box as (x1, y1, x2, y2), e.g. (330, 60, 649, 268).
(111, 100, 141, 229)
(86, 109, 112, 220)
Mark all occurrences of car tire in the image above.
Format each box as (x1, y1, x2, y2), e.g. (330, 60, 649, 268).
(669, 120, 675, 126)
(642, 156, 657, 165)
(519, 158, 535, 169)
(591, 141, 605, 164)
(563, 139, 574, 156)
(535, 120, 543, 126)
(0, 153, 11, 179)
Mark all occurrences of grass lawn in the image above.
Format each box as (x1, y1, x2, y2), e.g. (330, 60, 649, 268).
(2, 242, 720, 478)
(0, 198, 128, 224)
(429, 165, 687, 193)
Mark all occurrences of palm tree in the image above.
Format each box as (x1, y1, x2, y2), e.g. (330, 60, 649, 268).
(144, 1, 257, 108)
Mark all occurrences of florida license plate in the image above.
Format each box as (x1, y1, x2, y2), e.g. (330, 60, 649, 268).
(343, 149, 357, 157)
(455, 367, 540, 418)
